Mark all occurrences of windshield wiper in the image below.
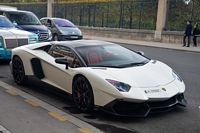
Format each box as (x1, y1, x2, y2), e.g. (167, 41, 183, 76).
(61, 25, 74, 27)
(118, 62, 147, 67)
(89, 65, 123, 68)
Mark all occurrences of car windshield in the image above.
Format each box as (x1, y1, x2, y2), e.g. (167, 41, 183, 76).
(8, 11, 42, 25)
(53, 19, 75, 27)
(76, 44, 150, 68)
(0, 17, 15, 27)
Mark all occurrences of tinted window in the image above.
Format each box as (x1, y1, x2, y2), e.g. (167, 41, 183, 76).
(0, 17, 14, 27)
(7, 11, 42, 25)
(76, 45, 150, 68)
(53, 19, 75, 27)
(48, 45, 81, 68)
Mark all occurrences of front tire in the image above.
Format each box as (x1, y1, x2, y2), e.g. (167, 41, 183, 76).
(53, 34, 59, 41)
(72, 76, 94, 112)
(12, 56, 26, 85)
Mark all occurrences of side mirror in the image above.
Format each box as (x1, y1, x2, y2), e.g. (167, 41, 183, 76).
(13, 21, 18, 27)
(137, 51, 144, 56)
(55, 58, 68, 69)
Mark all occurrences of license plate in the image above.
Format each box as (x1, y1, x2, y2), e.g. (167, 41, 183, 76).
(145, 89, 161, 94)
(71, 36, 78, 39)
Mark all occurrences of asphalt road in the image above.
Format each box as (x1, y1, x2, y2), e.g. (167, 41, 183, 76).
(0, 44, 200, 133)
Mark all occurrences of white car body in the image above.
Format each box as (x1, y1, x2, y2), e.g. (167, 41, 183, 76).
(10, 40, 187, 117)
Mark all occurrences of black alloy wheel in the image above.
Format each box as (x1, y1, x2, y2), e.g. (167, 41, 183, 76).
(12, 56, 26, 85)
(72, 76, 94, 112)
(53, 34, 59, 41)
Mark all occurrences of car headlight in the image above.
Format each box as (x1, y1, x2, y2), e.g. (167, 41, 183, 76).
(48, 29, 52, 37)
(79, 31, 82, 35)
(60, 30, 67, 34)
(172, 70, 182, 82)
(106, 79, 131, 92)
(29, 38, 37, 43)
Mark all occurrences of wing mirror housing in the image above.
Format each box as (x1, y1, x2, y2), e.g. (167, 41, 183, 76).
(55, 58, 68, 69)
(137, 51, 145, 56)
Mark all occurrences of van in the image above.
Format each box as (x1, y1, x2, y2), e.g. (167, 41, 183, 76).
(0, 6, 52, 41)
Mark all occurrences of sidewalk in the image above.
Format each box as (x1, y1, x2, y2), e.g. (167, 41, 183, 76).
(84, 35, 200, 53)
(0, 81, 103, 133)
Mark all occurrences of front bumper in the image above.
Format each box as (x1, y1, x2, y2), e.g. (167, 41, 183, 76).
(0, 49, 11, 60)
(60, 35, 83, 41)
(99, 94, 187, 117)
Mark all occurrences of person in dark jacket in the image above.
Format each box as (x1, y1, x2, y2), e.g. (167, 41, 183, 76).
(192, 24, 199, 47)
(183, 21, 192, 47)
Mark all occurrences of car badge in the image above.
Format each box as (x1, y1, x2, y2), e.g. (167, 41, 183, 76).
(37, 33, 41, 38)
(162, 88, 166, 91)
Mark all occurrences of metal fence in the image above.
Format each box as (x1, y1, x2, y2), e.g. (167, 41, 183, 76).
(3, 0, 200, 31)
(53, 0, 158, 30)
(3, 3, 47, 19)
(167, 0, 200, 31)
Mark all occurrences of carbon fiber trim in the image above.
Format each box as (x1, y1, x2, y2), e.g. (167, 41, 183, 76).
(30, 58, 45, 79)
(99, 94, 187, 117)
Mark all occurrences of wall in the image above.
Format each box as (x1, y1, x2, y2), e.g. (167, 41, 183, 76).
(79, 26, 198, 45)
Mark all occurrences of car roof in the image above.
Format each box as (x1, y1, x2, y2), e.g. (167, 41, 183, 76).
(41, 17, 69, 21)
(0, 7, 33, 14)
(53, 40, 117, 48)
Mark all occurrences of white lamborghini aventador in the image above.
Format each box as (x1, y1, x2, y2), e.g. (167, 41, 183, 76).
(10, 40, 187, 117)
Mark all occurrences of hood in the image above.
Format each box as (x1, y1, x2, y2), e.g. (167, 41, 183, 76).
(58, 27, 81, 34)
(18, 25, 48, 33)
(0, 28, 34, 38)
(95, 61, 174, 88)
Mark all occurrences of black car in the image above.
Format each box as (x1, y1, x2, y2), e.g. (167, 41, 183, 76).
(40, 17, 83, 41)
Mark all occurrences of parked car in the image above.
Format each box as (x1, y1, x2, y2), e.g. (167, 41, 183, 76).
(10, 40, 187, 117)
(0, 5, 52, 41)
(40, 17, 82, 41)
(0, 15, 38, 60)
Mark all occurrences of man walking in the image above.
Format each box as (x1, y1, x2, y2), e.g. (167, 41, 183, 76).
(183, 20, 192, 47)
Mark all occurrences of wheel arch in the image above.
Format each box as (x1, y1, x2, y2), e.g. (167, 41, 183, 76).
(72, 74, 95, 112)
(72, 74, 90, 87)
(53, 33, 59, 41)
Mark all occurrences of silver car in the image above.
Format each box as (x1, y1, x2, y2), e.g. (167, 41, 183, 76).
(0, 15, 38, 60)
(40, 17, 82, 41)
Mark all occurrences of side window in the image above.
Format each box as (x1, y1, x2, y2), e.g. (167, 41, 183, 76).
(48, 46, 81, 68)
(3, 12, 8, 18)
(47, 19, 52, 27)
(0, 11, 7, 17)
(40, 19, 47, 26)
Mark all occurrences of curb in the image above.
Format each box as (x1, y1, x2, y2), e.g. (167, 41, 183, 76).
(83, 36, 200, 53)
(0, 81, 104, 133)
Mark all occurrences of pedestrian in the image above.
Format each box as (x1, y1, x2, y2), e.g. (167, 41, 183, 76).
(183, 20, 192, 47)
(192, 24, 199, 47)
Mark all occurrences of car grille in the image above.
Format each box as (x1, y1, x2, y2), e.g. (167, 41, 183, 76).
(37, 33, 48, 41)
(5, 39, 28, 49)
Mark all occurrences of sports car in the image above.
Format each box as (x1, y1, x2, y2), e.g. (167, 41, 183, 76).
(0, 15, 38, 60)
(10, 40, 187, 117)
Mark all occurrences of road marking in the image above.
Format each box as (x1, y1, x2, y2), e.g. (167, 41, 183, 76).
(0, 81, 103, 133)
(25, 99, 40, 106)
(78, 128, 93, 133)
(48, 112, 67, 121)
(6, 90, 18, 96)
